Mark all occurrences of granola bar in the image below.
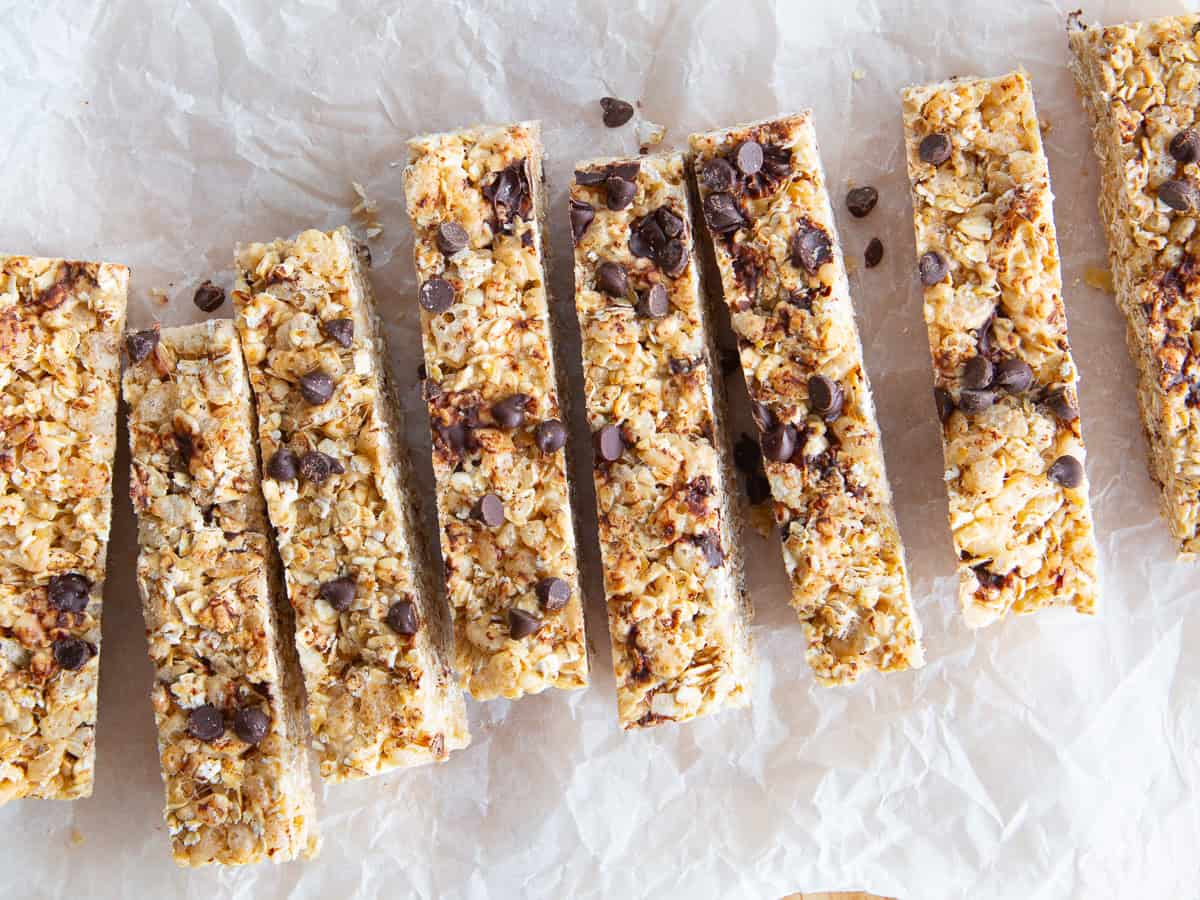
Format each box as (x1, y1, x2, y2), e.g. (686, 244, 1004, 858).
(0, 257, 127, 802)
(124, 320, 318, 866)
(233, 227, 468, 782)
(403, 122, 589, 699)
(690, 115, 924, 683)
(901, 71, 1100, 625)
(1069, 14, 1200, 559)
(569, 152, 754, 727)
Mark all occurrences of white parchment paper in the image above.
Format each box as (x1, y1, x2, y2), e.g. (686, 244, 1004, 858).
(2, 0, 1198, 896)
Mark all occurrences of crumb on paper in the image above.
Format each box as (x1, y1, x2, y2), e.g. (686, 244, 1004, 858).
(852, 68, 866, 81)
(1083, 264, 1114, 293)
(150, 288, 169, 307)
(747, 502, 774, 539)
(69, 828, 84, 847)
(637, 119, 666, 155)
(845, 255, 859, 275)
(1039, 116, 1053, 134)
(350, 180, 384, 239)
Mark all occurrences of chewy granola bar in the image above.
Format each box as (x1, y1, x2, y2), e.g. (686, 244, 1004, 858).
(569, 151, 754, 727)
(901, 71, 1100, 625)
(403, 122, 589, 699)
(233, 227, 468, 782)
(124, 320, 318, 866)
(1069, 13, 1200, 558)
(0, 257, 127, 802)
(690, 115, 924, 683)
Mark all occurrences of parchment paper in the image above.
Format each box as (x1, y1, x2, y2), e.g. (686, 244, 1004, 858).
(2, 1, 1198, 897)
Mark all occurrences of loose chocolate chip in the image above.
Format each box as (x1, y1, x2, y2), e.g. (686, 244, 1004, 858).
(596, 261, 628, 297)
(386, 599, 419, 635)
(1047, 455, 1084, 488)
(700, 158, 737, 192)
(233, 707, 269, 745)
(299, 451, 341, 484)
(474, 493, 505, 527)
(733, 434, 762, 474)
(747, 472, 772, 505)
(791, 223, 832, 273)
(1170, 129, 1200, 164)
(637, 283, 670, 318)
(267, 448, 299, 481)
(126, 329, 159, 363)
(52, 637, 90, 671)
(605, 175, 636, 211)
(569, 199, 595, 243)
(751, 400, 776, 431)
(846, 186, 879, 218)
(957, 388, 996, 414)
(808, 375, 844, 419)
(299, 370, 335, 405)
(919, 251, 948, 286)
(435, 221, 469, 255)
(535, 419, 567, 454)
(993, 358, 1034, 393)
(600, 96, 635, 127)
(918, 133, 952, 166)
(1044, 387, 1079, 422)
(492, 394, 528, 429)
(193, 280, 225, 312)
(696, 532, 725, 567)
(187, 704, 225, 742)
(48, 573, 91, 613)
(668, 357, 696, 375)
(322, 318, 354, 348)
(418, 277, 456, 313)
(734, 140, 764, 176)
(535, 577, 571, 612)
(962, 356, 994, 390)
(702, 192, 744, 233)
(507, 608, 542, 639)
(658, 240, 689, 278)
(595, 424, 625, 461)
(656, 207, 684, 237)
(934, 387, 955, 423)
(319, 576, 357, 612)
(864, 237, 884, 268)
(1159, 179, 1200, 212)
(761, 423, 798, 462)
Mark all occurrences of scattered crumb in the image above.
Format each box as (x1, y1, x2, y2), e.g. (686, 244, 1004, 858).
(1083, 264, 1114, 293)
(748, 503, 775, 539)
(69, 828, 84, 847)
(1039, 116, 1053, 135)
(852, 68, 866, 81)
(350, 181, 384, 239)
(150, 288, 169, 307)
(637, 120, 666, 155)
(845, 255, 859, 275)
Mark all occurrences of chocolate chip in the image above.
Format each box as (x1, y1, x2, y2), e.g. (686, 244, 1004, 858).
(761, 423, 797, 462)
(1170, 129, 1200, 164)
(846, 186, 879, 218)
(656, 207, 684, 237)
(175, 430, 194, 463)
(436, 422, 468, 454)
(864, 237, 884, 268)
(600, 96, 635, 127)
(535, 577, 570, 612)
(791, 223, 832, 273)
(233, 707, 269, 745)
(658, 240, 689, 278)
(918, 133, 952, 166)
(595, 424, 625, 461)
(48, 573, 91, 613)
(1047, 455, 1084, 488)
(700, 158, 737, 192)
(322, 318, 354, 348)
(993, 358, 1034, 393)
(934, 387, 955, 423)
(962, 356, 994, 390)
(299, 370, 335, 405)
(695, 531, 725, 567)
(267, 448, 299, 481)
(492, 394, 528, 429)
(751, 400, 776, 431)
(734, 140, 764, 175)
(507, 608, 541, 639)
(474, 493, 505, 527)
(974, 564, 1006, 590)
(1045, 387, 1079, 422)
(919, 251, 948, 286)
(535, 419, 567, 454)
(668, 357, 696, 375)
(808, 375, 844, 419)
(193, 280, 225, 312)
(418, 277, 455, 313)
(569, 199, 595, 243)
(575, 161, 640, 186)
(747, 472, 771, 505)
(187, 704, 224, 742)
(126, 329, 159, 363)
(1159, 179, 1200, 212)
(299, 451, 341, 484)
(51, 637, 90, 672)
(605, 175, 636, 211)
(957, 388, 996, 414)
(702, 192, 744, 233)
(435, 221, 469, 255)
(637, 283, 670, 318)
(386, 599, 419, 635)
(596, 261, 628, 297)
(319, 576, 357, 612)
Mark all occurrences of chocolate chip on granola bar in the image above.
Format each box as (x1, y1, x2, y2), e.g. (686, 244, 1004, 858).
(1170, 129, 1200, 165)
(322, 317, 354, 348)
(934, 387, 955, 423)
(597, 261, 628, 297)
(596, 424, 625, 461)
(233, 706, 269, 745)
(918, 133, 952, 166)
(299, 450, 341, 483)
(668, 357, 696, 375)
(695, 531, 725, 568)
(473, 493, 505, 527)
(1159, 179, 1200, 212)
(48, 573, 91, 613)
(569, 199, 595, 243)
(761, 422, 797, 462)
(418, 277, 456, 313)
(660, 240, 689, 278)
(600, 96, 635, 127)
(507, 608, 542, 639)
(791, 222, 832, 273)
(864, 237, 884, 268)
(807, 375, 844, 419)
(126, 329, 159, 364)
(299, 370, 335, 405)
(491, 394, 528, 429)
(636, 283, 670, 318)
(175, 429, 195, 462)
(993, 358, 1033, 393)
(535, 577, 570, 612)
(193, 280, 225, 312)
(656, 206, 684, 237)
(435, 221, 469, 255)
(319, 576, 357, 612)
(1044, 387, 1079, 422)
(1047, 455, 1083, 488)
(919, 250, 948, 286)
(846, 186, 879, 218)
(267, 448, 299, 481)
(386, 599, 419, 635)
(535, 419, 567, 454)
(605, 174, 637, 211)
(187, 704, 225, 742)
(957, 388, 996, 414)
(702, 192, 744, 233)
(734, 140, 764, 176)
(962, 356, 994, 390)
(700, 157, 737, 192)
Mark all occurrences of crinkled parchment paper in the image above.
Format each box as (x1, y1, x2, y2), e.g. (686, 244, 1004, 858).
(2, 0, 1198, 897)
